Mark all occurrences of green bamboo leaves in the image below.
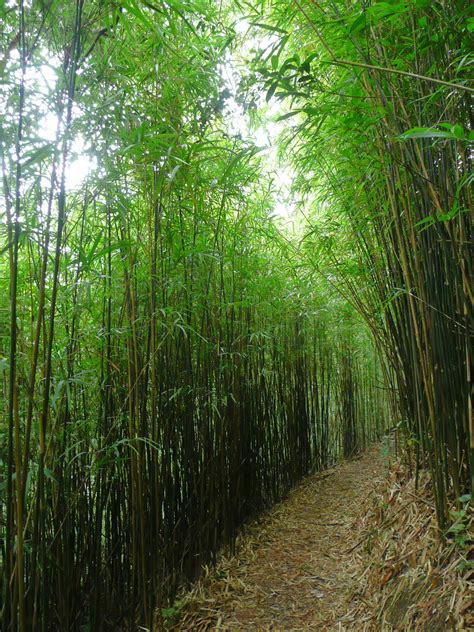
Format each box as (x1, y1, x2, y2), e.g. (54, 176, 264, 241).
(0, 0, 387, 629)
(249, 0, 472, 528)
(399, 125, 474, 142)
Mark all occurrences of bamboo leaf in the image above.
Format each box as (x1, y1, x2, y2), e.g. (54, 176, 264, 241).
(21, 143, 55, 168)
(251, 22, 288, 35)
(400, 128, 454, 139)
(266, 79, 279, 102)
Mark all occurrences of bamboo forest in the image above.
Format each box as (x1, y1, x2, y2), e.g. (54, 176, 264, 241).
(0, 0, 472, 630)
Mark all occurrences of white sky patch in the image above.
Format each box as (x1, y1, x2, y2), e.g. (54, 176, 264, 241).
(66, 153, 97, 190)
(37, 111, 59, 142)
(32, 67, 96, 190)
(25, 61, 57, 95)
(219, 20, 299, 223)
(3, 21, 296, 216)
(4, 48, 97, 192)
(234, 18, 250, 36)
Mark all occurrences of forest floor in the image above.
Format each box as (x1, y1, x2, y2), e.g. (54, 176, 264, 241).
(167, 442, 471, 631)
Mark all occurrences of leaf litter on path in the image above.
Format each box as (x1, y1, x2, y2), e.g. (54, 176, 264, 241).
(166, 442, 471, 630)
(169, 445, 387, 630)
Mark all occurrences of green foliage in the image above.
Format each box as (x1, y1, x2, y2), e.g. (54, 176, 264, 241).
(399, 125, 473, 142)
(447, 495, 472, 548)
(0, 1, 387, 629)
(161, 599, 187, 629)
(243, 0, 472, 530)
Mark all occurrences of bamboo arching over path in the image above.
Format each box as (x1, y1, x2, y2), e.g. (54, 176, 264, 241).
(0, 0, 472, 630)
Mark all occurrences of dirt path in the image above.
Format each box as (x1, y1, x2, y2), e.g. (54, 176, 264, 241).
(175, 444, 387, 630)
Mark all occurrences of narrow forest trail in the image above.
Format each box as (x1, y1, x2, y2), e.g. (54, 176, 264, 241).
(175, 445, 388, 630)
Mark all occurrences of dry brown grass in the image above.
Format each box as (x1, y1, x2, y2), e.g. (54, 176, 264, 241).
(349, 458, 473, 631)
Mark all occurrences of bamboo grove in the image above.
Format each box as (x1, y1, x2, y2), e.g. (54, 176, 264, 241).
(0, 1, 392, 629)
(247, 0, 472, 524)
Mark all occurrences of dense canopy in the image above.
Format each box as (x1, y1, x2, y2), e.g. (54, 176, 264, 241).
(0, 0, 471, 629)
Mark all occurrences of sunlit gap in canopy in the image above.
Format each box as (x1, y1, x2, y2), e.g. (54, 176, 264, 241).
(3, 18, 295, 221)
(219, 17, 298, 225)
(7, 46, 98, 195)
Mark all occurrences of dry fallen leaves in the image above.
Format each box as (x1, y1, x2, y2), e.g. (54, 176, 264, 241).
(163, 443, 471, 631)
